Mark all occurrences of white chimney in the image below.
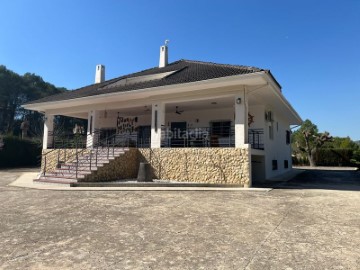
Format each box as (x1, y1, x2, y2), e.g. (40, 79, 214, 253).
(159, 40, 169, 68)
(95, 64, 105, 83)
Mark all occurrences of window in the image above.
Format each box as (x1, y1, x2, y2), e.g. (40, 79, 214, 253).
(272, 160, 278, 170)
(284, 160, 289, 169)
(269, 125, 274, 140)
(286, 130, 291, 144)
(211, 121, 231, 137)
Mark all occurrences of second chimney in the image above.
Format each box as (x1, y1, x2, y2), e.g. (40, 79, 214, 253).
(159, 43, 168, 68)
(95, 64, 105, 83)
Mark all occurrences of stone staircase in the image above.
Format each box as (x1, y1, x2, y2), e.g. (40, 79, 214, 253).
(35, 148, 128, 185)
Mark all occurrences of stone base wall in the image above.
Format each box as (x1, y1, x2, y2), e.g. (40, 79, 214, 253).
(138, 148, 251, 187)
(41, 149, 90, 173)
(82, 149, 138, 182)
(41, 147, 251, 186)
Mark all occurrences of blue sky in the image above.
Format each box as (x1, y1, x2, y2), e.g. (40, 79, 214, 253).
(1, 0, 359, 140)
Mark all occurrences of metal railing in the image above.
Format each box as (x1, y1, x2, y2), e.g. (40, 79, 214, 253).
(248, 129, 264, 150)
(42, 130, 136, 178)
(160, 126, 235, 148)
(41, 127, 265, 179)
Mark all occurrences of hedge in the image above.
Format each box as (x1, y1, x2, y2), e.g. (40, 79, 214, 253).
(314, 148, 353, 166)
(0, 136, 42, 168)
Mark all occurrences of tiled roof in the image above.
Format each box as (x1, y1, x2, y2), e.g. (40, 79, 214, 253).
(26, 60, 267, 104)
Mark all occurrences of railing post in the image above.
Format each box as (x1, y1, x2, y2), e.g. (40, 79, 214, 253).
(75, 141, 78, 179)
(44, 155, 47, 176)
(90, 149, 92, 171)
(52, 131, 55, 149)
(107, 140, 110, 159)
(95, 144, 98, 167)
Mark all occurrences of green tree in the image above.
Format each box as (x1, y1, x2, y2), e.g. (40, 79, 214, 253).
(292, 119, 332, 167)
(0, 65, 66, 136)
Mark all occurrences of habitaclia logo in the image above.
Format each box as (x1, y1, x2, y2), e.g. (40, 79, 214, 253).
(161, 128, 210, 140)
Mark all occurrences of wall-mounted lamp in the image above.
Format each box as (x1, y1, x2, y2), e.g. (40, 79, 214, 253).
(236, 98, 242, 104)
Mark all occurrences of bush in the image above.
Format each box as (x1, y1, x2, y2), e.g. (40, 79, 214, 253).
(0, 136, 42, 168)
(314, 148, 353, 167)
(292, 155, 309, 166)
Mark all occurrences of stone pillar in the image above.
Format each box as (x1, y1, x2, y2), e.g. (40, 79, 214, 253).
(86, 110, 99, 148)
(43, 114, 54, 149)
(234, 90, 248, 148)
(151, 103, 165, 148)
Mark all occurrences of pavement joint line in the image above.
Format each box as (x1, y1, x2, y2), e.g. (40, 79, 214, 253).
(243, 190, 306, 270)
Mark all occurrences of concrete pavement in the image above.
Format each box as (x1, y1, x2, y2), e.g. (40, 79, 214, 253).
(0, 168, 359, 269)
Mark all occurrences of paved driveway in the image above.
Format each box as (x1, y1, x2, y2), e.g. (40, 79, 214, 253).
(0, 168, 359, 270)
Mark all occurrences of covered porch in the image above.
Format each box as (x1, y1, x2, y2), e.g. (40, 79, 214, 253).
(42, 92, 265, 151)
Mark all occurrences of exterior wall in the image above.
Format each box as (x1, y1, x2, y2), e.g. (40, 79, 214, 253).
(248, 105, 265, 130)
(166, 107, 233, 128)
(263, 112, 292, 179)
(41, 149, 91, 173)
(42, 147, 251, 186)
(97, 111, 151, 129)
(96, 107, 234, 130)
(138, 147, 251, 186)
(82, 149, 139, 182)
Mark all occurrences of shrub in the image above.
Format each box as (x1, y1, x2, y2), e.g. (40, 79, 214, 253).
(314, 148, 353, 167)
(0, 136, 42, 168)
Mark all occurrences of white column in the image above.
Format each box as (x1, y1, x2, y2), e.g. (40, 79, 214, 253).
(86, 110, 99, 148)
(234, 90, 248, 148)
(43, 114, 54, 149)
(151, 102, 165, 148)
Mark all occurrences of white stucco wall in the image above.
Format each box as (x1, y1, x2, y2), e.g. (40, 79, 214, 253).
(263, 111, 292, 179)
(95, 107, 235, 130)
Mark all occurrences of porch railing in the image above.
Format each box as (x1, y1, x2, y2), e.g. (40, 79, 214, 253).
(248, 129, 264, 150)
(161, 126, 235, 148)
(47, 131, 87, 149)
(42, 130, 139, 178)
(42, 127, 265, 177)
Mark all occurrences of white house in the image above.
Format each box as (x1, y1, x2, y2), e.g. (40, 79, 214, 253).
(23, 44, 302, 187)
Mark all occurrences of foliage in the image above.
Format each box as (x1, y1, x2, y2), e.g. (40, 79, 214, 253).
(0, 65, 66, 136)
(0, 136, 42, 167)
(313, 148, 353, 166)
(291, 119, 332, 166)
(292, 119, 360, 167)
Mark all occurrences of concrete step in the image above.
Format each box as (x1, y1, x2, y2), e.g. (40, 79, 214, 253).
(40, 173, 85, 179)
(56, 168, 97, 173)
(37, 147, 129, 185)
(35, 177, 78, 184)
(65, 160, 110, 166)
(59, 165, 103, 171)
(48, 171, 91, 177)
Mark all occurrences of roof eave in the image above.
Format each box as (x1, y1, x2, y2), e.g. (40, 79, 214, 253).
(22, 72, 264, 112)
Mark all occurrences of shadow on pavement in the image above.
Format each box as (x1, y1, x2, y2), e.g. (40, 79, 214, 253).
(253, 169, 360, 191)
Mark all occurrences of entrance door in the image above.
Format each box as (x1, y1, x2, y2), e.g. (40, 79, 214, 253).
(170, 122, 187, 147)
